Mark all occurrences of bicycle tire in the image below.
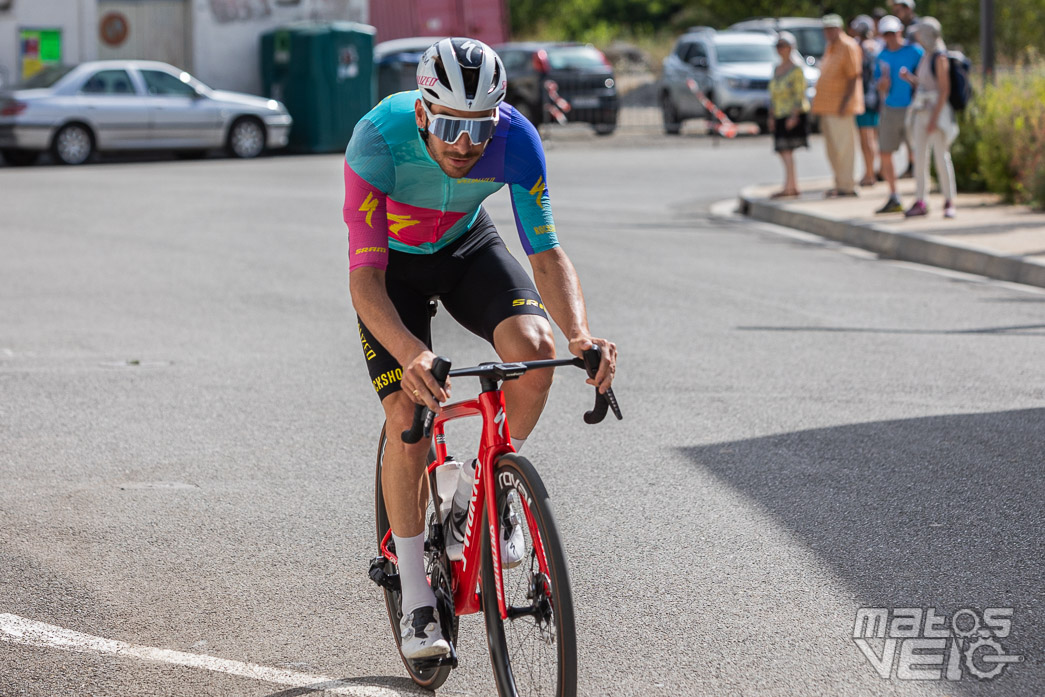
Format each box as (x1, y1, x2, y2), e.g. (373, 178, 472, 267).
(373, 425, 457, 690)
(482, 453, 577, 697)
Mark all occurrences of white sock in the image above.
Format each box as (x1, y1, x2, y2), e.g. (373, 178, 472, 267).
(392, 532, 436, 614)
(511, 437, 526, 453)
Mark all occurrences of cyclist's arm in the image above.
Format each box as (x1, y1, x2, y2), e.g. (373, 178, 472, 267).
(344, 158, 446, 408)
(503, 109, 616, 390)
(529, 247, 616, 392)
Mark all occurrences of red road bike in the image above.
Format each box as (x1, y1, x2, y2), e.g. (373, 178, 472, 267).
(369, 348, 621, 696)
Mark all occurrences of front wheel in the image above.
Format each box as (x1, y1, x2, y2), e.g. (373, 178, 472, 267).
(661, 93, 681, 135)
(226, 117, 266, 158)
(482, 453, 576, 697)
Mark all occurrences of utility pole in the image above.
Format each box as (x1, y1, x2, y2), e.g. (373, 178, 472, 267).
(980, 0, 995, 83)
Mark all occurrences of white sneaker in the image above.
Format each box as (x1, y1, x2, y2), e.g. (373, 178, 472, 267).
(447, 495, 525, 568)
(399, 606, 450, 660)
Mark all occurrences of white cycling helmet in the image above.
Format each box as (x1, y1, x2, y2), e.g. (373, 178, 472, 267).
(416, 37, 507, 112)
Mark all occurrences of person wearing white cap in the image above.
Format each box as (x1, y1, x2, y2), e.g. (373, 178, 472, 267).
(899, 17, 959, 218)
(872, 14, 924, 213)
(811, 13, 864, 197)
(891, 0, 920, 42)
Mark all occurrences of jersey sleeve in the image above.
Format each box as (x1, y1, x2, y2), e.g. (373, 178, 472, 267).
(504, 111, 559, 255)
(344, 119, 395, 271)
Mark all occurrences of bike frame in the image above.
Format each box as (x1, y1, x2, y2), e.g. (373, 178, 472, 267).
(379, 386, 549, 620)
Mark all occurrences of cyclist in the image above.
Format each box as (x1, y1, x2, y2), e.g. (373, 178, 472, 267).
(343, 38, 617, 661)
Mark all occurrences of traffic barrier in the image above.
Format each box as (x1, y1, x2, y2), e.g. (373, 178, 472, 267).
(543, 80, 571, 125)
(685, 78, 737, 138)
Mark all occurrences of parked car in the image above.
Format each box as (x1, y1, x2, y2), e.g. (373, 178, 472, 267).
(0, 60, 292, 165)
(374, 36, 444, 101)
(659, 28, 819, 135)
(727, 17, 827, 67)
(495, 42, 618, 135)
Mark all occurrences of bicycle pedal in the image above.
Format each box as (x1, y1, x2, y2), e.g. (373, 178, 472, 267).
(409, 653, 457, 671)
(368, 557, 400, 592)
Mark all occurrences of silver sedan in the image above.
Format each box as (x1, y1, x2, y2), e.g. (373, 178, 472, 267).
(0, 60, 292, 165)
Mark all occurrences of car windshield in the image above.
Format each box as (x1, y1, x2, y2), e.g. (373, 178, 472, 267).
(790, 27, 826, 59)
(715, 42, 776, 63)
(546, 46, 606, 70)
(16, 65, 75, 89)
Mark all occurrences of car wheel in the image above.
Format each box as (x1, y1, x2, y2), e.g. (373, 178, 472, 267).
(227, 117, 266, 159)
(51, 123, 94, 165)
(1, 148, 40, 166)
(592, 123, 616, 136)
(661, 93, 681, 135)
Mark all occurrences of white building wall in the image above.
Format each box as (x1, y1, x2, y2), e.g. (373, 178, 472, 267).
(192, 0, 367, 95)
(0, 0, 97, 88)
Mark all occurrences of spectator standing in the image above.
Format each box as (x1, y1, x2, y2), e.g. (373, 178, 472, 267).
(811, 14, 864, 197)
(900, 17, 958, 218)
(873, 14, 923, 213)
(852, 15, 881, 187)
(891, 0, 920, 43)
(767, 31, 811, 198)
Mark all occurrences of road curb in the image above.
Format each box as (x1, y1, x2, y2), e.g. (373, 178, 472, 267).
(738, 186, 1045, 289)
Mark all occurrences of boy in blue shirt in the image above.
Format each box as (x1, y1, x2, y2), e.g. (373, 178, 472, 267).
(873, 14, 924, 213)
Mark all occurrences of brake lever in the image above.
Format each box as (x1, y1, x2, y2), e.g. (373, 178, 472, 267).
(401, 356, 452, 444)
(581, 347, 622, 424)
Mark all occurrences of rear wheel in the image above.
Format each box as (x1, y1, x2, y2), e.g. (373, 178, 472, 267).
(374, 426, 456, 690)
(592, 122, 616, 136)
(51, 123, 94, 165)
(482, 453, 576, 697)
(661, 93, 681, 135)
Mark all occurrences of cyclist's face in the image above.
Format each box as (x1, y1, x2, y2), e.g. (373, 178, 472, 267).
(415, 100, 493, 178)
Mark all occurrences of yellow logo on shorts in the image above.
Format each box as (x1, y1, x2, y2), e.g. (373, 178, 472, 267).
(358, 323, 377, 361)
(512, 298, 546, 311)
(533, 224, 555, 235)
(372, 367, 403, 392)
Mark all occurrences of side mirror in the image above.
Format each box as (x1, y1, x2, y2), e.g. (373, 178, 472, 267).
(689, 56, 708, 69)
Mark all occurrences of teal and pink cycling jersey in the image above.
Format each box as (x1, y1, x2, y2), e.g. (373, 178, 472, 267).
(343, 90, 559, 271)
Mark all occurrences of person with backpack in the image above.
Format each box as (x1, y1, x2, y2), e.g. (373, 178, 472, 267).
(899, 17, 958, 218)
(851, 15, 881, 188)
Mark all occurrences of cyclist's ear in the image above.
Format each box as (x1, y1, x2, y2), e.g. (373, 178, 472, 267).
(414, 99, 427, 130)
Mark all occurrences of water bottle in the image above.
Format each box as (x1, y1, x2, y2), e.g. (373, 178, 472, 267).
(451, 458, 478, 516)
(434, 457, 462, 522)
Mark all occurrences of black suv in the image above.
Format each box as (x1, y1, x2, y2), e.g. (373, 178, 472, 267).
(495, 42, 619, 135)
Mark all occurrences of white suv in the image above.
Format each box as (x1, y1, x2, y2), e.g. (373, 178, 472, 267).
(659, 28, 819, 135)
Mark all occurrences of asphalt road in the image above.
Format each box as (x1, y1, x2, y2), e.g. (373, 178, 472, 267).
(1, 131, 1042, 697)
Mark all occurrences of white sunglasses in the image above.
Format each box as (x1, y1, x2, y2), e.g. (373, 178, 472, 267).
(422, 101, 499, 145)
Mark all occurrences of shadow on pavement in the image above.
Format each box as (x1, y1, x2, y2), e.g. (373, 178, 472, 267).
(679, 408, 1043, 690)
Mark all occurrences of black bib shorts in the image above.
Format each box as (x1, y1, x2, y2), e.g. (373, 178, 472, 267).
(358, 208, 549, 400)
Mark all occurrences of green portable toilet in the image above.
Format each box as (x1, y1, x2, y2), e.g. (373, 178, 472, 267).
(261, 22, 376, 153)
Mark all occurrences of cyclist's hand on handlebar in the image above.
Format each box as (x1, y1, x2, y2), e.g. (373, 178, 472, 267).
(568, 336, 617, 394)
(401, 350, 451, 411)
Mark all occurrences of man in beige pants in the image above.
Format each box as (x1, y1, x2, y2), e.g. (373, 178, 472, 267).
(811, 14, 865, 197)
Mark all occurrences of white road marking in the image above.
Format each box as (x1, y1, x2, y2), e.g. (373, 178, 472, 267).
(0, 614, 430, 696)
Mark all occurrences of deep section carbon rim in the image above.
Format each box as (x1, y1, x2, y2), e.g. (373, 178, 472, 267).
(483, 454, 576, 697)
